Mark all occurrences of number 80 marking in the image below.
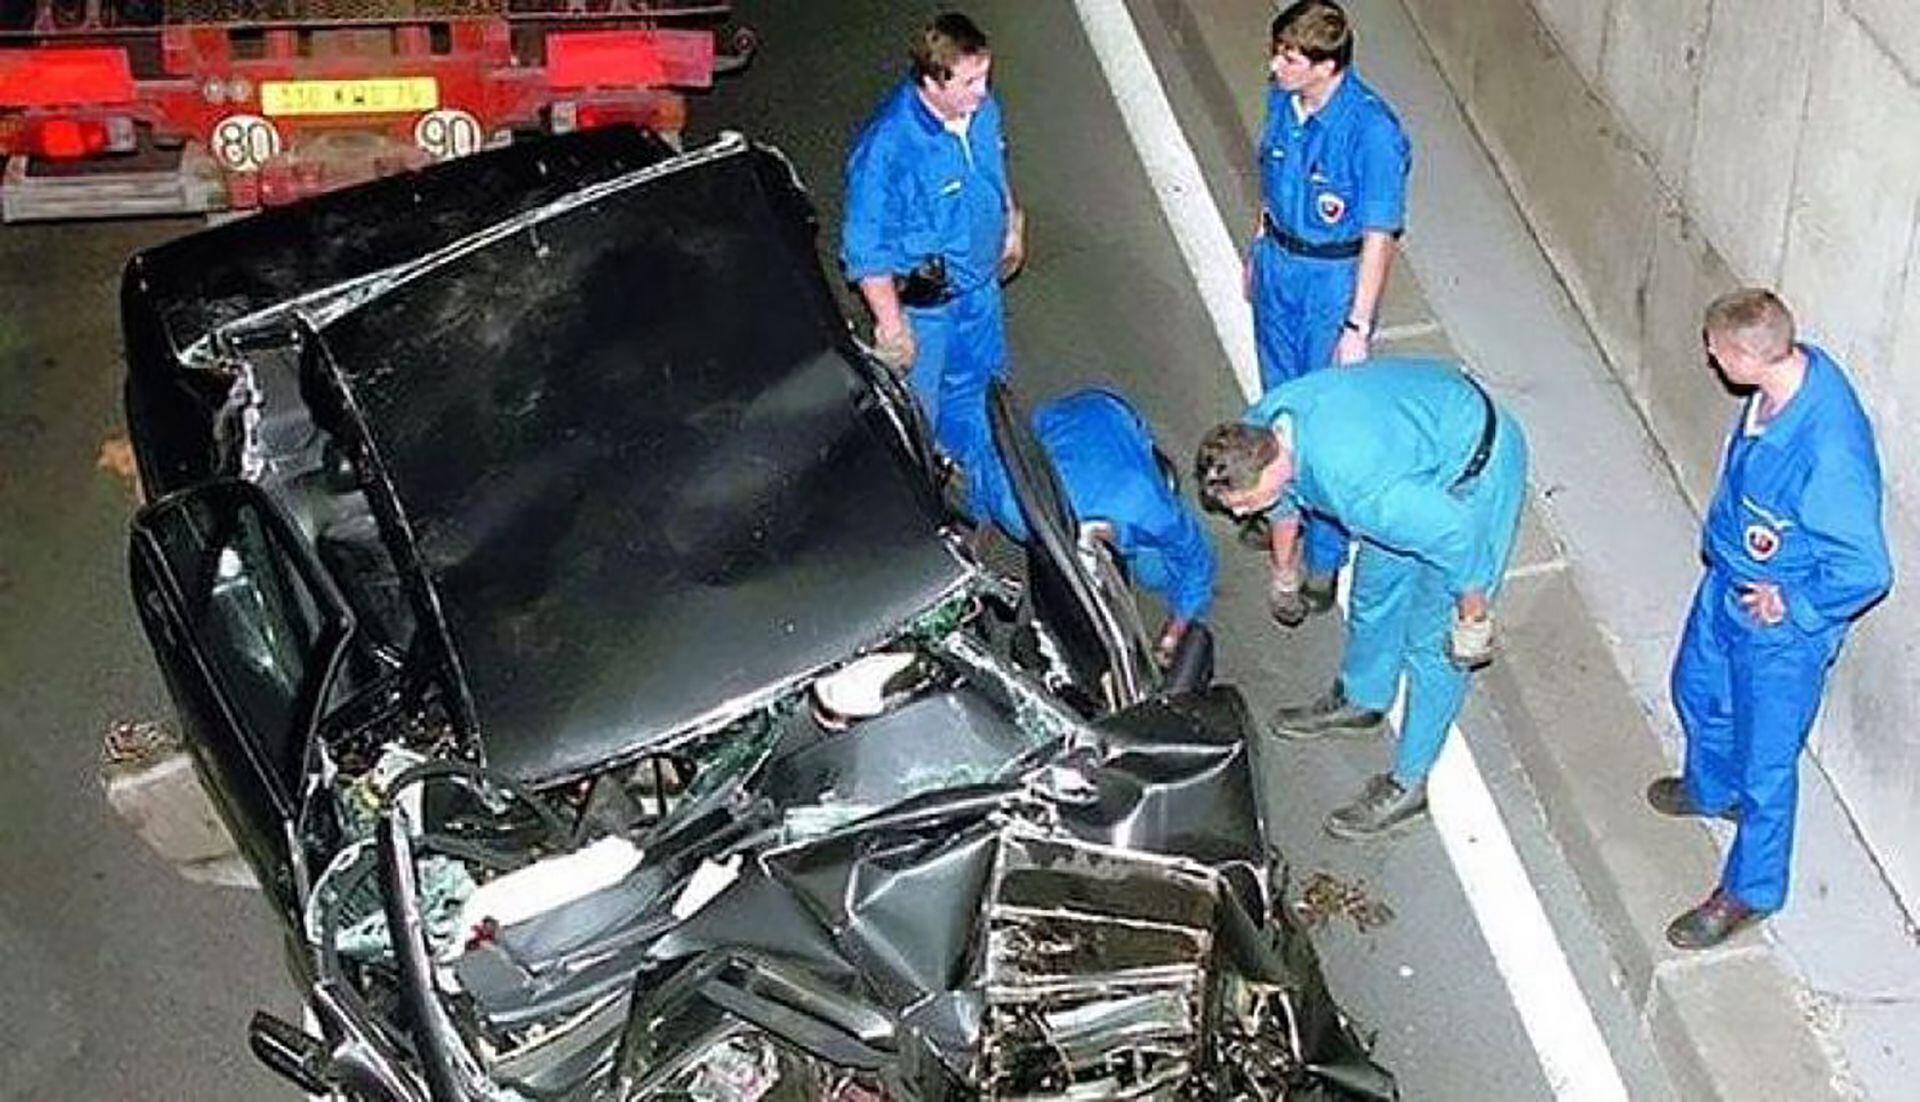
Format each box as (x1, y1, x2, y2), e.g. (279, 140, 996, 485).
(211, 114, 282, 173)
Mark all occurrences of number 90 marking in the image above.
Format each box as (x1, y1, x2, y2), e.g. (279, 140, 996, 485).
(414, 109, 483, 161)
(211, 114, 282, 173)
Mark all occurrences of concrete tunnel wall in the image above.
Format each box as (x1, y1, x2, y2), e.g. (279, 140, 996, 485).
(1396, 0, 1920, 915)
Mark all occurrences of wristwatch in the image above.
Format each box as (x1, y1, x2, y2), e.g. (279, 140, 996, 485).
(1341, 317, 1373, 338)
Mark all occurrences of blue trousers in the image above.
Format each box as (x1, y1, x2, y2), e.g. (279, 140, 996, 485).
(1251, 236, 1357, 578)
(1340, 411, 1528, 784)
(1671, 574, 1843, 912)
(906, 281, 1007, 513)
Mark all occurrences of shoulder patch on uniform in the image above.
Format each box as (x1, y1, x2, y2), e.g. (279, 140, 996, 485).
(1316, 190, 1347, 224)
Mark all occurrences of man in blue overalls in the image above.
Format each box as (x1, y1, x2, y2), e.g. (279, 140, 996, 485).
(842, 11, 1024, 508)
(974, 388, 1217, 664)
(1655, 290, 1890, 949)
(1246, 1, 1410, 617)
(1195, 358, 1527, 839)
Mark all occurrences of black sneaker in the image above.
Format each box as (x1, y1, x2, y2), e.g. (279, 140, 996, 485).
(1271, 683, 1385, 741)
(1325, 774, 1430, 840)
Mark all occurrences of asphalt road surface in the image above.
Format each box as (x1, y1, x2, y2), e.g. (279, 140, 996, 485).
(0, 2, 1671, 1098)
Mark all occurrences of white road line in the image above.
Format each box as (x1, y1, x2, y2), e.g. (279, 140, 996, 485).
(1067, 2, 1629, 1098)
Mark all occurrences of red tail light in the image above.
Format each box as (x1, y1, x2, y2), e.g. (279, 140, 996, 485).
(545, 29, 715, 91)
(573, 99, 684, 134)
(9, 115, 135, 158)
(33, 117, 104, 157)
(0, 48, 136, 107)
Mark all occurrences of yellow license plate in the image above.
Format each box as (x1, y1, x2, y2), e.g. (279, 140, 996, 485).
(260, 77, 439, 117)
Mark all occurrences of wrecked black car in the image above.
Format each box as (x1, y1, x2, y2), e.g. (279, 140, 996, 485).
(114, 127, 1395, 1100)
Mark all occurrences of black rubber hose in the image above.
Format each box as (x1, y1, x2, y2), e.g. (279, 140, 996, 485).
(385, 759, 570, 844)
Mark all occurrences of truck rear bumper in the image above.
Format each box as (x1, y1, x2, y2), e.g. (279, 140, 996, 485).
(2, 145, 225, 221)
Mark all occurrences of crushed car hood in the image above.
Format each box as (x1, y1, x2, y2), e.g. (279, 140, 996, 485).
(309, 138, 965, 782)
(612, 688, 1397, 1099)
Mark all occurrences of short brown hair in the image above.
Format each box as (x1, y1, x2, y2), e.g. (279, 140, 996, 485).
(910, 11, 989, 84)
(1272, 1, 1354, 70)
(1704, 288, 1795, 362)
(1194, 423, 1279, 502)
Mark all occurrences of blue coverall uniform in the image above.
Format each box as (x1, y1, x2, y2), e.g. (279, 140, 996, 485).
(1251, 70, 1410, 579)
(1671, 344, 1890, 913)
(1246, 359, 1527, 783)
(842, 79, 1012, 504)
(975, 389, 1217, 626)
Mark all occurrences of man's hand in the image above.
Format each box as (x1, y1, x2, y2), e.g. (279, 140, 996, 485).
(1449, 594, 1495, 670)
(857, 275, 914, 371)
(1455, 589, 1489, 622)
(999, 207, 1028, 281)
(1264, 516, 1308, 628)
(1155, 619, 1188, 667)
(1740, 582, 1786, 626)
(1269, 569, 1308, 628)
(873, 316, 916, 372)
(1334, 324, 1371, 366)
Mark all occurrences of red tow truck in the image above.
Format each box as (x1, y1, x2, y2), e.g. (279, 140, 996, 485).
(0, 0, 751, 220)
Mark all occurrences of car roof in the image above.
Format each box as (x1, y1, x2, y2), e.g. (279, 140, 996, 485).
(124, 126, 680, 367)
(308, 137, 966, 782)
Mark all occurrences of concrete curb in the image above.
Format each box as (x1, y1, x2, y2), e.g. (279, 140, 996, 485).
(1137, 0, 1855, 1096)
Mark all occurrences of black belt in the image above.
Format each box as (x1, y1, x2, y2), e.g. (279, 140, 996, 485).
(1260, 209, 1363, 259)
(1452, 375, 1498, 489)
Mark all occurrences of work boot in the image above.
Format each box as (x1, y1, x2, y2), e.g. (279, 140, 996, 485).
(1645, 776, 1739, 822)
(1325, 774, 1430, 840)
(1665, 889, 1764, 950)
(1270, 683, 1385, 741)
(1301, 571, 1336, 613)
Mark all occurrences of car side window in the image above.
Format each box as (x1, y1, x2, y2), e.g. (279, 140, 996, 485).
(140, 484, 338, 796)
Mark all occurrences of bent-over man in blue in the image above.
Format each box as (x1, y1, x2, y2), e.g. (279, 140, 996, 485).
(974, 388, 1217, 662)
(842, 11, 1023, 509)
(1245, 1, 1411, 602)
(1195, 358, 1528, 839)
(1654, 290, 1891, 950)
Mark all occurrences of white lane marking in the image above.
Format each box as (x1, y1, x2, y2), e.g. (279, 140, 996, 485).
(1067, 2, 1630, 1098)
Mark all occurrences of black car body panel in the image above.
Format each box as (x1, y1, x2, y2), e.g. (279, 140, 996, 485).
(311, 144, 965, 783)
(618, 689, 1393, 1101)
(117, 129, 1397, 1100)
(123, 126, 682, 500)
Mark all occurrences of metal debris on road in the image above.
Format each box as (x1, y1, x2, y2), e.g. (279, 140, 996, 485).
(96, 434, 142, 500)
(101, 718, 179, 769)
(1294, 869, 1397, 932)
